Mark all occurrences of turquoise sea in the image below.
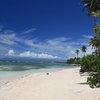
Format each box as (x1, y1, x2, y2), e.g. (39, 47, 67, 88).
(0, 61, 74, 79)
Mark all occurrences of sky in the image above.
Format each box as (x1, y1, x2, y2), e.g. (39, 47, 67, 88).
(0, 0, 95, 60)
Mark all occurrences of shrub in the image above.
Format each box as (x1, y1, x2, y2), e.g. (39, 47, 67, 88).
(80, 54, 100, 88)
(87, 74, 100, 88)
(80, 55, 97, 73)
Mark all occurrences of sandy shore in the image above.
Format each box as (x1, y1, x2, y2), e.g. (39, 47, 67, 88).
(0, 67, 100, 100)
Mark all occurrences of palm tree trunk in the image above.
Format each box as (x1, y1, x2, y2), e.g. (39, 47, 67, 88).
(84, 52, 86, 56)
(94, 17, 97, 35)
(98, 46, 100, 57)
(94, 17, 99, 56)
(94, 17, 96, 27)
(77, 54, 79, 65)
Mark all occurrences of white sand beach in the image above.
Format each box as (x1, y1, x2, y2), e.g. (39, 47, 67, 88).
(0, 67, 100, 100)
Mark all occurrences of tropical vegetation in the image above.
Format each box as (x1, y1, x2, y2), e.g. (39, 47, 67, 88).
(81, 46, 87, 56)
(80, 0, 100, 88)
(67, 57, 80, 64)
(67, 0, 100, 88)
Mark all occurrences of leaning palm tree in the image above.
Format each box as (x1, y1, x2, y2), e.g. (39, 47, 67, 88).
(90, 36, 100, 56)
(90, 36, 100, 47)
(81, 0, 100, 27)
(94, 24, 100, 37)
(81, 46, 87, 56)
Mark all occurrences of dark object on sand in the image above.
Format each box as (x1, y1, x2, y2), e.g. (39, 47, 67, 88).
(46, 73, 49, 75)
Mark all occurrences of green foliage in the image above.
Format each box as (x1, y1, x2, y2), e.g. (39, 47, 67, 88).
(90, 36, 100, 48)
(91, 11, 100, 17)
(67, 57, 80, 64)
(81, 46, 86, 52)
(80, 0, 100, 88)
(80, 54, 100, 88)
(81, 46, 87, 55)
(87, 74, 100, 88)
(90, 24, 100, 57)
(81, 0, 100, 16)
(76, 50, 79, 56)
(80, 55, 96, 72)
(94, 24, 100, 34)
(86, 61, 100, 88)
(80, 55, 100, 72)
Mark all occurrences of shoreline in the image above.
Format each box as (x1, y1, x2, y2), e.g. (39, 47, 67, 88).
(0, 66, 76, 86)
(0, 65, 76, 80)
(0, 67, 100, 100)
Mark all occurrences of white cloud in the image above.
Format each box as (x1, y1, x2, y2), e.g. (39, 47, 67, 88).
(0, 34, 16, 45)
(83, 35, 93, 39)
(3, 34, 93, 59)
(8, 49, 15, 56)
(37, 53, 59, 59)
(19, 51, 59, 59)
(22, 28, 36, 34)
(4, 30, 14, 34)
(7, 50, 60, 59)
(47, 37, 70, 46)
(86, 46, 94, 55)
(19, 51, 37, 58)
(0, 26, 94, 59)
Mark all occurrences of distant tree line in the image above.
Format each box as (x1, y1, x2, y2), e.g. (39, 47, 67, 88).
(67, 46, 87, 64)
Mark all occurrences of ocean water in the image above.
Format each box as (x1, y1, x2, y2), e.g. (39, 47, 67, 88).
(0, 61, 74, 79)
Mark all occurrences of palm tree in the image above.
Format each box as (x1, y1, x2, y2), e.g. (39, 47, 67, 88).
(90, 36, 100, 56)
(90, 36, 100, 47)
(94, 24, 100, 37)
(81, 46, 87, 56)
(76, 50, 79, 58)
(81, 0, 100, 56)
(76, 50, 80, 64)
(81, 0, 100, 27)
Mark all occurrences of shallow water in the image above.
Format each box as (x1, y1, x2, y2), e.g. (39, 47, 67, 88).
(0, 62, 74, 79)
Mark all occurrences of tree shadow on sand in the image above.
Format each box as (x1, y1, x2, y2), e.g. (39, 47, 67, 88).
(77, 82, 88, 85)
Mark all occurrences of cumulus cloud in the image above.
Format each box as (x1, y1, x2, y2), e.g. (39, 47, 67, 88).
(7, 50, 60, 59)
(19, 51, 59, 59)
(0, 26, 94, 59)
(8, 49, 15, 56)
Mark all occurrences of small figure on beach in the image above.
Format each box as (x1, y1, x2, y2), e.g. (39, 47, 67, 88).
(46, 73, 49, 75)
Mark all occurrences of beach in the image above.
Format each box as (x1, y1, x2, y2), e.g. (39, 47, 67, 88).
(0, 67, 100, 100)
